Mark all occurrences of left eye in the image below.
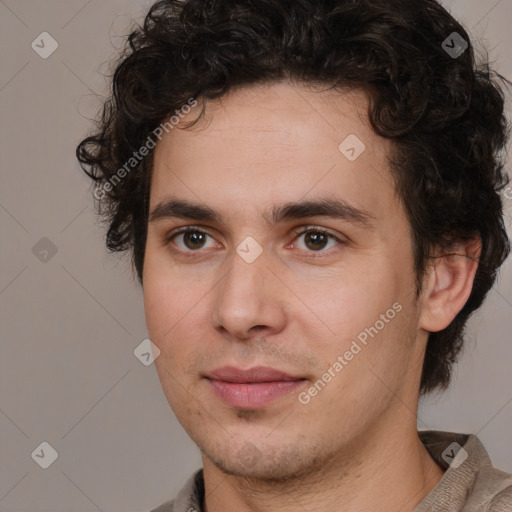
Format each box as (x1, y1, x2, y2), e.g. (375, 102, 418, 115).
(292, 228, 341, 252)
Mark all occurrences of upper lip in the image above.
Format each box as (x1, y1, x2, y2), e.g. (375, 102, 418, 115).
(206, 366, 304, 383)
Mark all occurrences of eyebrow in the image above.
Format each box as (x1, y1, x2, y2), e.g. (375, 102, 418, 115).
(149, 197, 376, 229)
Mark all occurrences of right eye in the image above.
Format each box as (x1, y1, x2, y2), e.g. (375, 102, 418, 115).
(165, 227, 220, 252)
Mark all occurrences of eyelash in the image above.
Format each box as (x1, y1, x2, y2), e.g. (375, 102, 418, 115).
(163, 225, 346, 257)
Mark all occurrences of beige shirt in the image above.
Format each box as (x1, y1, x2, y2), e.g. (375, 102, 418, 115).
(151, 431, 512, 512)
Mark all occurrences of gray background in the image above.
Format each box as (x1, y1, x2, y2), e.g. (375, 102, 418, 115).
(0, 0, 511, 510)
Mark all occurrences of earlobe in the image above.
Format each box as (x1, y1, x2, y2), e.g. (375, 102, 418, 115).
(419, 238, 482, 333)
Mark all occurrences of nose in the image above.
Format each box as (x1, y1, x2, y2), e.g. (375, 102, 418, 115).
(210, 247, 287, 341)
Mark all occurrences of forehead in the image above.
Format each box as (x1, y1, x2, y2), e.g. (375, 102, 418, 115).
(150, 81, 398, 226)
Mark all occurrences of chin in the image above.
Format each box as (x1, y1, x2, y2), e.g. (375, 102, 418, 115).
(201, 437, 330, 483)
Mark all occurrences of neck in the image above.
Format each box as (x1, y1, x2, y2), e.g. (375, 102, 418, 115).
(202, 416, 444, 512)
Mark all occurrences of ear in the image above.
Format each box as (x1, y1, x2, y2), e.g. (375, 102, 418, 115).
(419, 237, 482, 332)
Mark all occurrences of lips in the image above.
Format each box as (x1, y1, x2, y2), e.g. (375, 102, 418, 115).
(205, 366, 307, 409)
(208, 366, 302, 383)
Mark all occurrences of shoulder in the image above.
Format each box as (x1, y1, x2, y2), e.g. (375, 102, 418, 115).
(416, 431, 512, 512)
(487, 484, 512, 511)
(457, 432, 512, 510)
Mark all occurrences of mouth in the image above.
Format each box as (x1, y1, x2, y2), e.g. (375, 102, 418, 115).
(204, 366, 308, 409)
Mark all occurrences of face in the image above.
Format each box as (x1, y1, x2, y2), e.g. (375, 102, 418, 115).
(143, 81, 428, 481)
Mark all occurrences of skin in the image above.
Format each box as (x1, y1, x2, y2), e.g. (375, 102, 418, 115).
(143, 81, 479, 511)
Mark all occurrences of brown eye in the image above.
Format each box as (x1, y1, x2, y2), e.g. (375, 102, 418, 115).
(183, 231, 207, 250)
(293, 228, 341, 253)
(166, 228, 218, 252)
(303, 232, 330, 251)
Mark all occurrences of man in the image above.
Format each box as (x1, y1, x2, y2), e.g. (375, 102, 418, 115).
(76, 0, 512, 510)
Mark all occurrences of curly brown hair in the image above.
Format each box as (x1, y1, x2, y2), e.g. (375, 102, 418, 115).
(76, 0, 510, 394)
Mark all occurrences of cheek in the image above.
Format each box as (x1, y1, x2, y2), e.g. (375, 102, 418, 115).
(309, 304, 416, 417)
(143, 269, 204, 409)
(143, 273, 173, 342)
(295, 264, 401, 340)
(292, 265, 412, 393)
(143, 258, 213, 368)
(143, 243, 198, 333)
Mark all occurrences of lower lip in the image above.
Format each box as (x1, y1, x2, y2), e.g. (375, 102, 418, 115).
(207, 379, 306, 409)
